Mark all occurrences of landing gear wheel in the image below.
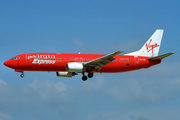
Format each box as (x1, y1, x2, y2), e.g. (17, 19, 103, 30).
(88, 73, 93, 78)
(20, 74, 24, 78)
(82, 76, 87, 81)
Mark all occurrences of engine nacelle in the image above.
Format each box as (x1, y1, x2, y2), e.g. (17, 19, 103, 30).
(56, 72, 76, 77)
(66, 62, 84, 72)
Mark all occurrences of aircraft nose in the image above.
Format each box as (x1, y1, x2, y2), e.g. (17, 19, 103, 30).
(4, 60, 11, 67)
(4, 60, 18, 68)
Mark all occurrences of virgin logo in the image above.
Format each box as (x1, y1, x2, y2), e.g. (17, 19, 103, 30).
(145, 39, 159, 53)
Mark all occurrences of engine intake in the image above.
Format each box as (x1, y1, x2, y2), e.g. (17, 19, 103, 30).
(66, 62, 84, 72)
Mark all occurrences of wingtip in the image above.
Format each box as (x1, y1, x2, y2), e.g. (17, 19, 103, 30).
(168, 52, 175, 55)
(117, 51, 124, 53)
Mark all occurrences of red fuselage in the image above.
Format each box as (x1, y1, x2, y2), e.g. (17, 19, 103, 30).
(4, 53, 161, 73)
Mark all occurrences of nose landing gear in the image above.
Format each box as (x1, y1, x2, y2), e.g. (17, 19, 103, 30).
(15, 69, 24, 78)
(20, 73, 24, 78)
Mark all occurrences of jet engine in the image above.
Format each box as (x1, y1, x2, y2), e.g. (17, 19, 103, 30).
(56, 72, 77, 77)
(66, 63, 84, 72)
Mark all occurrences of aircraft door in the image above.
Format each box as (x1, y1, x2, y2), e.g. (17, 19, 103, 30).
(134, 56, 139, 66)
(26, 54, 34, 64)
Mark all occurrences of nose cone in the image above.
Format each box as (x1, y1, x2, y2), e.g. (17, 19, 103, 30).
(4, 60, 11, 67)
(4, 60, 10, 67)
(4, 60, 18, 69)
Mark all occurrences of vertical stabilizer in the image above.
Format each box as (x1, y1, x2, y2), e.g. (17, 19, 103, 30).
(126, 29, 164, 57)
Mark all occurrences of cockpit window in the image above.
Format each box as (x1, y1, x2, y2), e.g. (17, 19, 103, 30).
(12, 57, 20, 60)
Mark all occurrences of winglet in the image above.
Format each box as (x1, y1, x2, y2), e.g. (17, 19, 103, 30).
(148, 52, 175, 61)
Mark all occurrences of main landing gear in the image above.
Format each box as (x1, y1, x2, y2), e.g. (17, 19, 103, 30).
(82, 75, 87, 81)
(82, 72, 94, 81)
(88, 73, 93, 78)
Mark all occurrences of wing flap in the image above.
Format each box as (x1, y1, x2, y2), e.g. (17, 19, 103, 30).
(149, 52, 175, 61)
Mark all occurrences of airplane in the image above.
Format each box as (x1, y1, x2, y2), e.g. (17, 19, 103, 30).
(4, 29, 174, 81)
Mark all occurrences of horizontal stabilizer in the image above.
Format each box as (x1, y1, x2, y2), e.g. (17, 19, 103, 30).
(149, 52, 175, 61)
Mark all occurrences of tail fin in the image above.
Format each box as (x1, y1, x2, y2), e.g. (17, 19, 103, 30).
(126, 29, 164, 57)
